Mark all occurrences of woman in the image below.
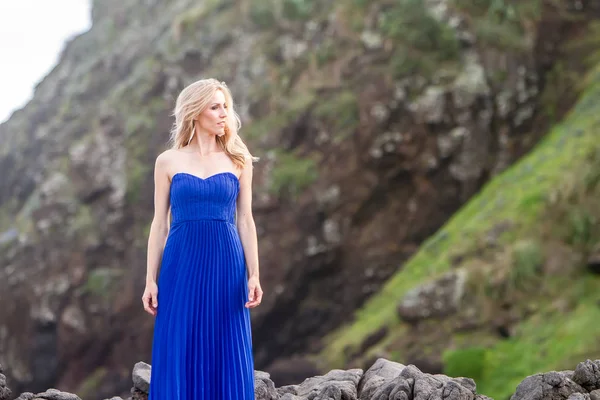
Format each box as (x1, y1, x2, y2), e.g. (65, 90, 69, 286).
(141, 78, 263, 399)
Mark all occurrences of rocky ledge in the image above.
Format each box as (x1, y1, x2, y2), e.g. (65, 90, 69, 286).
(2, 358, 600, 400)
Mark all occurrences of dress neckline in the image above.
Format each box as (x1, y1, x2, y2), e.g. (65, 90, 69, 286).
(172, 171, 239, 183)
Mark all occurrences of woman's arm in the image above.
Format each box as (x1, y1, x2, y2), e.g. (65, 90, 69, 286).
(236, 156, 263, 308)
(142, 152, 171, 315)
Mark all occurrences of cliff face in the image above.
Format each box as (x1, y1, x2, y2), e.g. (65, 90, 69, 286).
(0, 0, 590, 397)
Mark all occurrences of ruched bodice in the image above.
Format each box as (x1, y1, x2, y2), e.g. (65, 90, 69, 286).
(169, 172, 239, 226)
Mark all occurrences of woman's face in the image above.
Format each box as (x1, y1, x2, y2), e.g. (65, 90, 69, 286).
(195, 89, 227, 136)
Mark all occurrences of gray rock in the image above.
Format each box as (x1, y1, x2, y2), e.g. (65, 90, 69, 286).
(573, 359, 600, 392)
(367, 375, 412, 400)
(359, 360, 479, 400)
(412, 86, 447, 124)
(277, 368, 362, 400)
(452, 51, 490, 109)
(397, 269, 467, 323)
(511, 371, 586, 400)
(0, 386, 10, 400)
(0, 364, 10, 400)
(568, 394, 591, 400)
(255, 370, 278, 400)
(590, 389, 600, 400)
(132, 362, 151, 394)
(399, 364, 476, 400)
(30, 388, 81, 400)
(14, 393, 35, 400)
(358, 358, 406, 399)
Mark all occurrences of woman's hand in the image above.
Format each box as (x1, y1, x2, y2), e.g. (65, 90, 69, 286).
(245, 276, 263, 308)
(142, 281, 159, 316)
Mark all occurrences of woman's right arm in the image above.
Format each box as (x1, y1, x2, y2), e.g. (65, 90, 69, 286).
(142, 152, 171, 316)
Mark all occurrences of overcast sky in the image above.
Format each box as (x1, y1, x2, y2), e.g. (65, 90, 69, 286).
(0, 1, 91, 123)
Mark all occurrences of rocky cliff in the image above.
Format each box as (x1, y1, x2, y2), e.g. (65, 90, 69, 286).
(0, 0, 596, 397)
(313, 7, 600, 400)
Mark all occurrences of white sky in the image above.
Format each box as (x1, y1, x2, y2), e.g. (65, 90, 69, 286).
(0, 1, 91, 123)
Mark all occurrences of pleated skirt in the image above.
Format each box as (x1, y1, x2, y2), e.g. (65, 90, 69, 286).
(148, 219, 255, 400)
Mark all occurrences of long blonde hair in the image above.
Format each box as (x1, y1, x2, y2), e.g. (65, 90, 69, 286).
(169, 78, 258, 169)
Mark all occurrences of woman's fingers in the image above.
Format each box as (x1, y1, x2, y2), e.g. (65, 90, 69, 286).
(142, 290, 158, 316)
(245, 286, 263, 308)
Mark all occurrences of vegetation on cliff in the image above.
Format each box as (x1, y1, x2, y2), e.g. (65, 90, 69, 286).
(318, 31, 600, 400)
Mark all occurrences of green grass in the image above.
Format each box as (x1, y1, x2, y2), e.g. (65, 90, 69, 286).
(318, 64, 600, 369)
(269, 149, 319, 198)
(440, 274, 600, 399)
(478, 276, 600, 399)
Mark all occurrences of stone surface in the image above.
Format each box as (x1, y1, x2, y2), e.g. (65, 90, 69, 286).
(397, 270, 467, 323)
(511, 371, 587, 400)
(131, 362, 150, 394)
(573, 359, 600, 392)
(4, 358, 600, 400)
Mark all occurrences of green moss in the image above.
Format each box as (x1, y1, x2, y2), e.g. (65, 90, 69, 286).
(269, 150, 319, 198)
(313, 89, 358, 141)
(473, 18, 529, 52)
(509, 239, 544, 291)
(442, 346, 487, 382)
(282, 0, 314, 21)
(318, 57, 600, 371)
(248, 2, 276, 28)
(67, 205, 97, 243)
(172, 0, 228, 34)
(84, 268, 124, 299)
(244, 90, 316, 141)
(453, 0, 543, 52)
(478, 276, 600, 399)
(76, 366, 108, 398)
(378, 0, 461, 78)
(441, 276, 600, 400)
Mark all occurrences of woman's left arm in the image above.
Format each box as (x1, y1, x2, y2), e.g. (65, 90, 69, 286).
(237, 157, 263, 308)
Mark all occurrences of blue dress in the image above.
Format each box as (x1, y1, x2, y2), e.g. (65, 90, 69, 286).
(148, 171, 255, 400)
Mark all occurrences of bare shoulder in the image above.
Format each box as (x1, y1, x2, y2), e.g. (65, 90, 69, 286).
(243, 154, 254, 169)
(155, 148, 178, 171)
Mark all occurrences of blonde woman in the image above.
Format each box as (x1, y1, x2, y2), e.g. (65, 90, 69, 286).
(141, 78, 263, 399)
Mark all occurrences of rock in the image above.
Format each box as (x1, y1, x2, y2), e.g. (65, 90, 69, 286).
(452, 51, 490, 109)
(255, 371, 278, 400)
(412, 86, 447, 124)
(0, 365, 11, 400)
(397, 269, 467, 323)
(591, 389, 600, 400)
(14, 393, 35, 400)
(132, 362, 151, 394)
(511, 371, 586, 400)
(572, 359, 600, 392)
(29, 388, 81, 400)
(401, 364, 477, 400)
(358, 358, 405, 400)
(276, 368, 363, 400)
(568, 393, 591, 400)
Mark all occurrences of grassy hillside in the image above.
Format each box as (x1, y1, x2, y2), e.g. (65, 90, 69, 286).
(315, 65, 600, 399)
